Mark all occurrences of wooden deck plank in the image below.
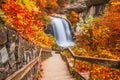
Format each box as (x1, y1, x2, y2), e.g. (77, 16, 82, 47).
(42, 52, 74, 80)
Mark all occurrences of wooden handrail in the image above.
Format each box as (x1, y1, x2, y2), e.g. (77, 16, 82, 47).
(67, 48, 120, 69)
(6, 48, 43, 80)
(6, 57, 39, 80)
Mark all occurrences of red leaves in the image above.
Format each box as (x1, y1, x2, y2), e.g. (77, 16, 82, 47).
(37, 21, 42, 27)
(15, 19, 22, 26)
(26, 26, 33, 33)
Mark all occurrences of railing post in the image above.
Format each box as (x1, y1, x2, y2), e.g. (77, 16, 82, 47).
(36, 48, 42, 79)
(37, 48, 42, 70)
(73, 58, 76, 68)
(89, 63, 93, 78)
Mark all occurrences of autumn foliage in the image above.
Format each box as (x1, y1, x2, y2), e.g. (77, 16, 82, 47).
(1, 0, 59, 48)
(75, 0, 120, 58)
(69, 0, 120, 79)
(96, 1, 120, 51)
(67, 11, 79, 25)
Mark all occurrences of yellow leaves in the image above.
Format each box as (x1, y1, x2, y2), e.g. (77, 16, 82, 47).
(23, 0, 36, 11)
(34, 30, 55, 48)
(17, 14, 23, 19)
(16, 0, 22, 3)
(33, 6, 39, 11)
(17, 0, 36, 11)
(22, 0, 29, 4)
(111, 2, 120, 5)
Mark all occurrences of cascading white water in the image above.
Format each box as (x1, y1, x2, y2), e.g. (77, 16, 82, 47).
(51, 17, 75, 48)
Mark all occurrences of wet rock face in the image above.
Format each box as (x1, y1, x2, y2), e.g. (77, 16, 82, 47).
(0, 24, 7, 47)
(66, 0, 109, 13)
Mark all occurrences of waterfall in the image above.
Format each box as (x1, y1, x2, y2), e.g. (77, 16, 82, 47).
(51, 17, 75, 48)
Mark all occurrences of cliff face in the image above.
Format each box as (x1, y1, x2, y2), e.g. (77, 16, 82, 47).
(66, 0, 110, 13)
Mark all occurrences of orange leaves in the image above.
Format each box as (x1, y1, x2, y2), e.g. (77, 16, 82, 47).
(46, 0, 58, 9)
(111, 1, 120, 5)
(74, 60, 120, 80)
(91, 64, 120, 79)
(69, 0, 120, 79)
(75, 60, 90, 72)
(2, 3, 8, 11)
(38, 0, 58, 10)
(2, 0, 55, 48)
(98, 0, 120, 51)
(73, 0, 120, 79)
(76, 0, 120, 52)
(71, 11, 79, 18)
(67, 11, 79, 24)
(102, 2, 120, 31)
(39, 0, 47, 8)
(15, 19, 22, 27)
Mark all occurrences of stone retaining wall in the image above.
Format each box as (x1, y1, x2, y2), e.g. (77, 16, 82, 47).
(0, 24, 40, 80)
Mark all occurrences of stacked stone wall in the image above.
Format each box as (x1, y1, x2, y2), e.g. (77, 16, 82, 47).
(0, 24, 40, 80)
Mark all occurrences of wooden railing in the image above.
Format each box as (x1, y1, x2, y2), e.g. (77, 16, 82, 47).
(6, 48, 52, 80)
(6, 47, 120, 80)
(68, 48, 120, 69)
(61, 48, 120, 80)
